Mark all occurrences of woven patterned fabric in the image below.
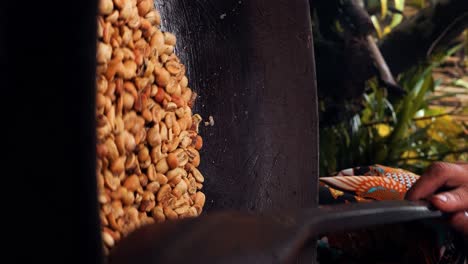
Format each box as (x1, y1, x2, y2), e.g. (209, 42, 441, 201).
(318, 165, 466, 263)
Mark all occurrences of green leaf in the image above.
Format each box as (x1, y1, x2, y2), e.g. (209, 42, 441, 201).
(394, 0, 405, 10)
(380, 0, 388, 18)
(384, 98, 397, 123)
(453, 79, 468, 89)
(389, 0, 405, 28)
(371, 15, 383, 38)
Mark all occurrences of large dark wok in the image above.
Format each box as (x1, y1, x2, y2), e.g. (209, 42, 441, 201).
(1, 0, 443, 263)
(108, 1, 443, 263)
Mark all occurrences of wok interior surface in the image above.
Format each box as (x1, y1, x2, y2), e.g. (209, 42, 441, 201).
(154, 0, 319, 213)
(155, 0, 319, 261)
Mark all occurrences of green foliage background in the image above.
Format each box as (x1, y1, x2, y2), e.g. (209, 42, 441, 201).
(319, 0, 468, 175)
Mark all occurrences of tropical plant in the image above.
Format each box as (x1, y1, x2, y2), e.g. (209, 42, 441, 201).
(320, 45, 468, 176)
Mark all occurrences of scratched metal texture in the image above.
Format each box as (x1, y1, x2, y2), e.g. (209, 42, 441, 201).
(154, 0, 319, 212)
(154, 1, 319, 261)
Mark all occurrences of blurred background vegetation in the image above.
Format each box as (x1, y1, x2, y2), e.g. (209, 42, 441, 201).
(313, 0, 468, 175)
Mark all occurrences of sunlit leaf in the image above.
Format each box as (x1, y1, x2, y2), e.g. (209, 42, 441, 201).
(380, 0, 388, 18)
(371, 15, 383, 38)
(383, 26, 392, 36)
(394, 0, 405, 10)
(453, 79, 468, 89)
(384, 99, 397, 122)
(389, 0, 405, 28)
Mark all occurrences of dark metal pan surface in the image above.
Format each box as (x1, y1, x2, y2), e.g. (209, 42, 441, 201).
(155, 0, 319, 213)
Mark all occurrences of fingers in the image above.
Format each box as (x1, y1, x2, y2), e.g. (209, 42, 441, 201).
(406, 162, 467, 201)
(449, 211, 468, 236)
(430, 185, 468, 212)
(405, 162, 468, 237)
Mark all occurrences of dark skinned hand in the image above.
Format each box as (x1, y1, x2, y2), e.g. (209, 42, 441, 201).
(406, 162, 468, 236)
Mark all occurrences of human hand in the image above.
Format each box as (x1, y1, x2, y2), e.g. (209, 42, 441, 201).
(406, 162, 468, 236)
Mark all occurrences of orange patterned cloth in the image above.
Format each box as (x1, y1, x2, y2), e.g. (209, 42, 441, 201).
(320, 164, 419, 201)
